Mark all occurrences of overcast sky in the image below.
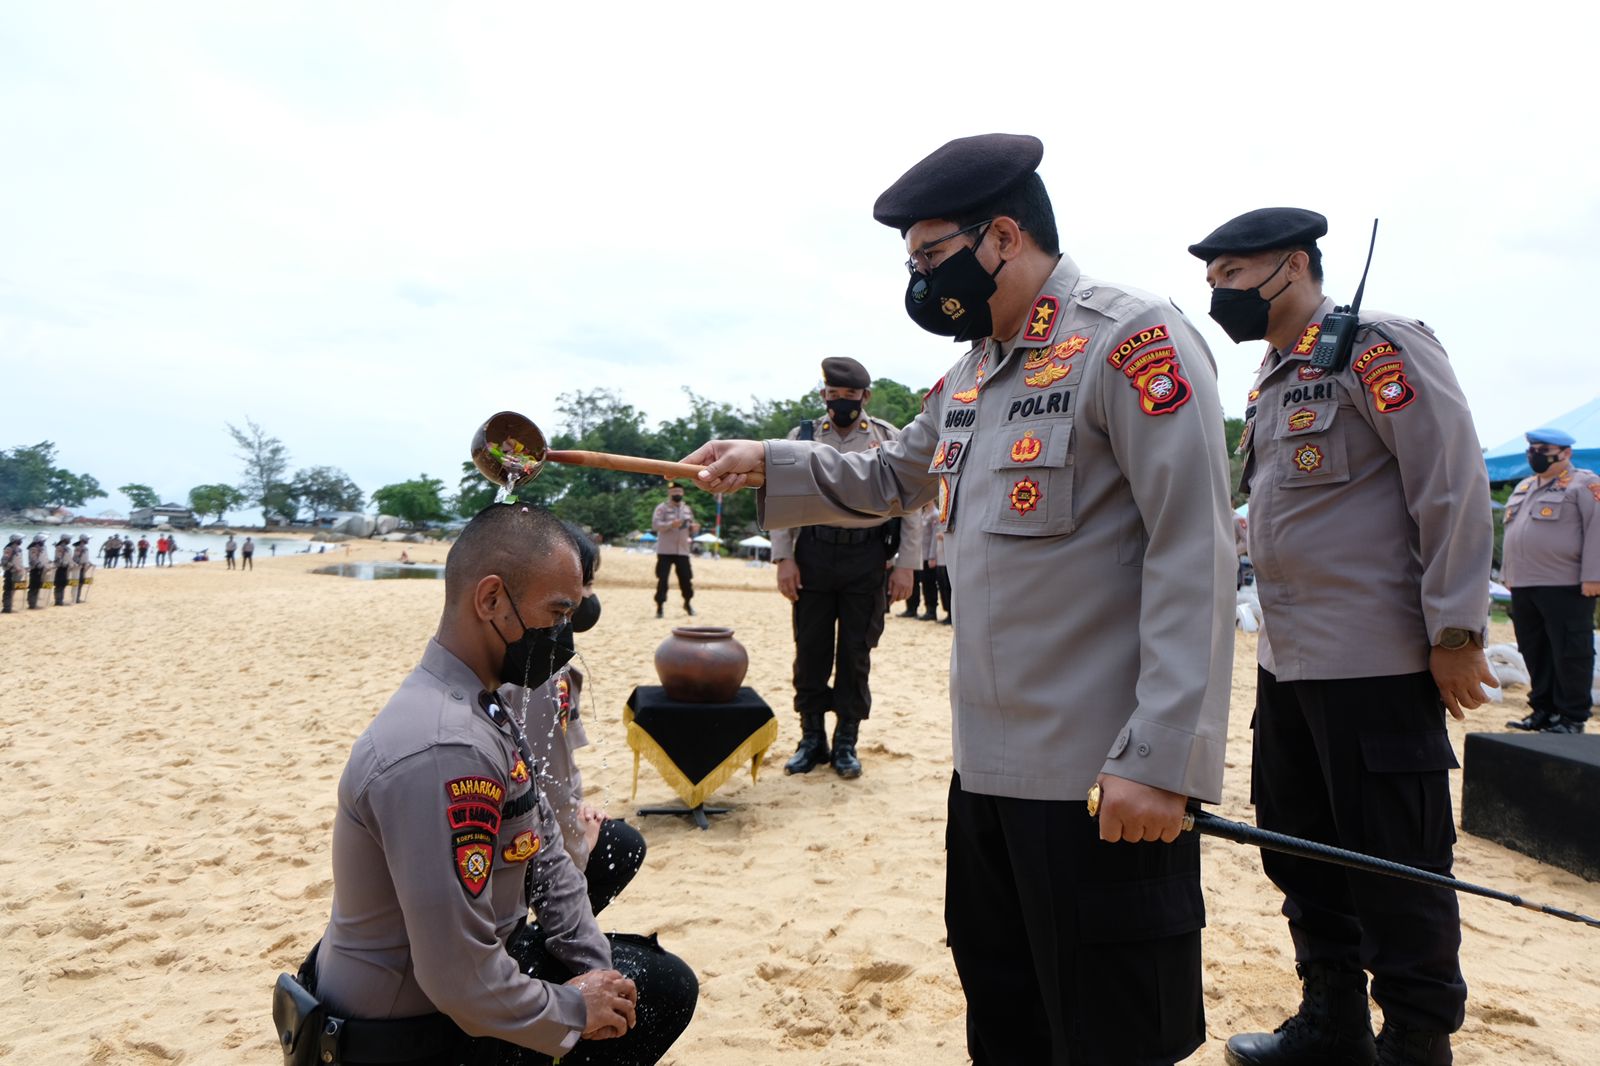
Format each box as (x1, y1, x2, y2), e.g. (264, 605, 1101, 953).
(3, 2, 1596, 521)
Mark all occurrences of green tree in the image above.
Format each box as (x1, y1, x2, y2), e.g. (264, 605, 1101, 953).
(292, 466, 364, 517)
(119, 483, 160, 510)
(46, 469, 104, 508)
(866, 377, 926, 430)
(189, 483, 247, 523)
(227, 418, 292, 521)
(373, 476, 450, 527)
(1224, 416, 1247, 509)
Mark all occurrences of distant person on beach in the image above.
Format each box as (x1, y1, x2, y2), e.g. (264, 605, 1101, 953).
(121, 538, 133, 567)
(685, 133, 1235, 1066)
(399, 549, 413, 564)
(241, 537, 254, 569)
(136, 536, 149, 567)
(155, 535, 168, 567)
(52, 535, 72, 606)
(768, 356, 920, 780)
(224, 536, 237, 569)
(2, 534, 23, 613)
(650, 483, 699, 619)
(292, 502, 695, 1065)
(26, 534, 48, 608)
(72, 535, 91, 602)
(102, 535, 119, 569)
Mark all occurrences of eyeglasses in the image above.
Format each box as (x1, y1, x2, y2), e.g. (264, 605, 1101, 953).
(904, 219, 993, 276)
(1527, 446, 1566, 456)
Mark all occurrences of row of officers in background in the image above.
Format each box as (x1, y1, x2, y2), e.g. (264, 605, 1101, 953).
(2, 533, 96, 612)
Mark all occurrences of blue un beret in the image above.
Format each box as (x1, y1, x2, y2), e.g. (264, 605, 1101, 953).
(1188, 207, 1329, 263)
(873, 134, 1044, 231)
(1526, 427, 1576, 447)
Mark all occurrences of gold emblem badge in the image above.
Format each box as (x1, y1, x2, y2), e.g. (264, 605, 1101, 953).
(1010, 432, 1043, 464)
(1008, 477, 1042, 515)
(1287, 408, 1316, 432)
(1293, 443, 1324, 473)
(940, 297, 965, 320)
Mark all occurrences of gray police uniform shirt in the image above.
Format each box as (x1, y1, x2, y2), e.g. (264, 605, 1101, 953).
(317, 639, 609, 1055)
(769, 415, 924, 567)
(760, 255, 1236, 803)
(2, 543, 22, 577)
(72, 543, 90, 572)
(27, 542, 46, 570)
(651, 501, 698, 556)
(1238, 297, 1492, 680)
(53, 543, 70, 568)
(500, 666, 593, 872)
(1502, 466, 1600, 588)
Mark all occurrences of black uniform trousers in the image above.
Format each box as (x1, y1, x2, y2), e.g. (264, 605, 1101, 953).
(1510, 585, 1596, 723)
(945, 772, 1206, 1066)
(2, 570, 15, 612)
(26, 567, 43, 607)
(790, 529, 887, 720)
(1252, 666, 1466, 1033)
(53, 565, 69, 604)
(652, 554, 692, 606)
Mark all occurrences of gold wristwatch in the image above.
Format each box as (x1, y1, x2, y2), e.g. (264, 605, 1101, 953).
(1438, 627, 1480, 650)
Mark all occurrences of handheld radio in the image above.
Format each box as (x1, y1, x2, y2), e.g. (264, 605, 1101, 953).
(1307, 219, 1379, 372)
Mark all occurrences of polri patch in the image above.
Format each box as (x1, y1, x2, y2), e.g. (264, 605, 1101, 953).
(1008, 477, 1042, 516)
(502, 830, 540, 863)
(1365, 364, 1416, 413)
(1026, 295, 1059, 344)
(453, 829, 494, 898)
(1106, 324, 1170, 370)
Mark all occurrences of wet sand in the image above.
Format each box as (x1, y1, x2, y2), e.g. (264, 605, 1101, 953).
(1, 540, 1595, 1064)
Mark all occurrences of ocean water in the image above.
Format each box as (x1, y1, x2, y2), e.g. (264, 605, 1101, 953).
(0, 525, 309, 565)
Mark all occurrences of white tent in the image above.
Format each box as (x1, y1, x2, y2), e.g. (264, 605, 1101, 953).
(692, 532, 723, 543)
(737, 535, 771, 548)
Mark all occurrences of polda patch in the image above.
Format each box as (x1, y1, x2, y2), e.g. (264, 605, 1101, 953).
(1128, 351, 1193, 416)
(1106, 324, 1170, 370)
(1352, 341, 1398, 376)
(501, 830, 540, 863)
(1366, 364, 1416, 413)
(1009, 477, 1042, 515)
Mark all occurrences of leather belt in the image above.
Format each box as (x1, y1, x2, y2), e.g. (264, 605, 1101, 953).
(804, 525, 881, 545)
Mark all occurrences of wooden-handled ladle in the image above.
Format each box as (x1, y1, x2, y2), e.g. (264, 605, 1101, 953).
(470, 410, 763, 495)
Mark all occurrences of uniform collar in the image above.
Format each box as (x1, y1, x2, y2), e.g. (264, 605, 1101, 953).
(1252, 295, 1335, 386)
(1009, 254, 1083, 351)
(419, 638, 494, 705)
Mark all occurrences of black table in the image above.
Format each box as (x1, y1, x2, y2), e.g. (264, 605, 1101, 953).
(624, 686, 777, 829)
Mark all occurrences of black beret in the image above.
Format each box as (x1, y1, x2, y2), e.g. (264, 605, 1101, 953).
(821, 356, 871, 390)
(1187, 207, 1328, 262)
(873, 134, 1044, 231)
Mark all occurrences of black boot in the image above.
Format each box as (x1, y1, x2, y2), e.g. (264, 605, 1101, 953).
(1506, 709, 1554, 730)
(1541, 717, 1586, 734)
(831, 716, 862, 779)
(1224, 962, 1376, 1066)
(1375, 1022, 1450, 1065)
(784, 713, 831, 775)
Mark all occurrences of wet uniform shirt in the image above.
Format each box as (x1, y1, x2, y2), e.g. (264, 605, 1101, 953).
(1237, 298, 1492, 680)
(316, 640, 609, 1056)
(500, 667, 593, 872)
(651, 501, 698, 556)
(769, 415, 924, 566)
(759, 255, 1236, 803)
(1502, 466, 1600, 588)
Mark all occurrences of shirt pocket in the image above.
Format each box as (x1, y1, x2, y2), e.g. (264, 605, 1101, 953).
(981, 417, 1076, 536)
(1531, 500, 1563, 522)
(1273, 399, 1350, 489)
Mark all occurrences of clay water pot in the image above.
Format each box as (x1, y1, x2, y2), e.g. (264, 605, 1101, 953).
(654, 626, 749, 703)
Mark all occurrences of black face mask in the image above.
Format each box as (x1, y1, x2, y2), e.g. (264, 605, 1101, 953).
(669, 494, 684, 504)
(1527, 449, 1561, 474)
(905, 229, 1003, 342)
(825, 398, 862, 426)
(570, 592, 602, 633)
(1207, 255, 1292, 344)
(492, 588, 576, 688)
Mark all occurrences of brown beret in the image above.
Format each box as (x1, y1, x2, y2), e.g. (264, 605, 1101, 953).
(873, 133, 1044, 231)
(821, 356, 871, 390)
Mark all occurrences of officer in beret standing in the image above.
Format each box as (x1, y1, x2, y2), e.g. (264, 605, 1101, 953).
(1189, 208, 1493, 1066)
(770, 357, 921, 780)
(650, 483, 699, 619)
(1502, 426, 1599, 735)
(1, 534, 22, 613)
(686, 134, 1236, 1064)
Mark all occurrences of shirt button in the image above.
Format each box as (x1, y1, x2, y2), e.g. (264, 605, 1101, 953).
(450, 689, 464, 701)
(1136, 743, 1151, 757)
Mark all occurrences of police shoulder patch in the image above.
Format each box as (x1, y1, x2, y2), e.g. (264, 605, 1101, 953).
(1363, 361, 1416, 414)
(1026, 294, 1059, 344)
(452, 829, 494, 898)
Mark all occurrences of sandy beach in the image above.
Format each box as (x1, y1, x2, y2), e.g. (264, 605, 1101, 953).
(3, 540, 1597, 1064)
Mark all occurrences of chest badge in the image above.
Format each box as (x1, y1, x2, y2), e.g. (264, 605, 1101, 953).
(1009, 477, 1042, 515)
(1539, 506, 1555, 517)
(1009, 432, 1043, 464)
(1023, 334, 1088, 389)
(952, 352, 989, 404)
(1293, 443, 1325, 473)
(1287, 408, 1317, 432)
(502, 830, 541, 863)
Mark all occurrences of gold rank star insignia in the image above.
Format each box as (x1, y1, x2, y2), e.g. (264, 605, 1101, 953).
(1029, 301, 1056, 336)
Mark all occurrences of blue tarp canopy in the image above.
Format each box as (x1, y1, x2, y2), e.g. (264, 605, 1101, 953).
(1484, 396, 1600, 483)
